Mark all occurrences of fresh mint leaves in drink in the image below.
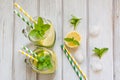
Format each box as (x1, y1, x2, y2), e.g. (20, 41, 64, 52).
(93, 47, 109, 59)
(70, 15, 81, 30)
(64, 37, 80, 45)
(29, 17, 50, 40)
(36, 50, 53, 70)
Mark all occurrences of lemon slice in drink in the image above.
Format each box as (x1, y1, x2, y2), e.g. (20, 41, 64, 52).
(64, 31, 81, 48)
(39, 24, 56, 47)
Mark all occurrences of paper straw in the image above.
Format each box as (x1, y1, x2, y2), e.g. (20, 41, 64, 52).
(61, 45, 87, 80)
(61, 45, 82, 80)
(19, 50, 38, 62)
(23, 46, 37, 57)
(14, 10, 33, 28)
(14, 3, 37, 24)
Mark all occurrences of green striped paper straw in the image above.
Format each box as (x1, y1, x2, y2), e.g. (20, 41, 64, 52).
(14, 10, 33, 28)
(61, 45, 87, 80)
(23, 46, 37, 57)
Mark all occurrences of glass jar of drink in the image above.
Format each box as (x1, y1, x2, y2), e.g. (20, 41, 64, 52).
(23, 17, 56, 47)
(26, 47, 57, 74)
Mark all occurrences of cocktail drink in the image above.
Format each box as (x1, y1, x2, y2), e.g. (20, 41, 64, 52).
(24, 17, 56, 47)
(14, 3, 57, 74)
(28, 47, 57, 74)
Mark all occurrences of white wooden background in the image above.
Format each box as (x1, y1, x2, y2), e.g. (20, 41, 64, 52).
(0, 0, 120, 80)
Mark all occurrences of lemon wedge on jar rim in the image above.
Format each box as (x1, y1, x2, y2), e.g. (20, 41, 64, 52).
(64, 31, 81, 48)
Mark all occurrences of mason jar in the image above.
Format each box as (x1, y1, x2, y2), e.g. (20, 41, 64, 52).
(25, 47, 57, 74)
(23, 17, 56, 47)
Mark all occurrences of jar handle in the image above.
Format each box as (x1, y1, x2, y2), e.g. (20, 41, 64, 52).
(24, 58, 29, 65)
(22, 29, 27, 38)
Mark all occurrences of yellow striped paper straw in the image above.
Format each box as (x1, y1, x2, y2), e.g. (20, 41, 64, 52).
(19, 50, 38, 62)
(63, 45, 87, 80)
(14, 3, 37, 24)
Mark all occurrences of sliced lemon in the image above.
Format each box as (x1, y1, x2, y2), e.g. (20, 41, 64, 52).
(39, 24, 56, 47)
(64, 31, 81, 48)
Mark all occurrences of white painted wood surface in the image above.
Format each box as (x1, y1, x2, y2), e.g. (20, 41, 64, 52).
(114, 0, 120, 80)
(0, 0, 119, 80)
(88, 0, 113, 80)
(0, 1, 13, 80)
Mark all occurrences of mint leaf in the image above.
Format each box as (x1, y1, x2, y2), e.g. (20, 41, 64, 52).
(34, 23, 42, 30)
(37, 63, 43, 70)
(64, 37, 74, 42)
(32, 17, 50, 39)
(42, 24, 50, 31)
(70, 15, 81, 30)
(39, 30, 45, 37)
(43, 62, 47, 67)
(36, 51, 53, 70)
(48, 64, 52, 69)
(93, 47, 108, 59)
(38, 56, 45, 62)
(29, 29, 43, 40)
(100, 48, 108, 54)
(93, 47, 100, 54)
(64, 37, 80, 46)
(73, 40, 80, 45)
(37, 17, 44, 26)
(34, 23, 38, 29)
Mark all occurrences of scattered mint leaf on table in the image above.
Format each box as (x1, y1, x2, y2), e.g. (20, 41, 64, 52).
(64, 37, 80, 45)
(70, 15, 81, 30)
(93, 47, 109, 59)
(64, 37, 74, 42)
(72, 40, 80, 45)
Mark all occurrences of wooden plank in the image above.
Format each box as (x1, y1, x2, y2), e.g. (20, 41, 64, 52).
(0, 0, 13, 80)
(38, 0, 62, 80)
(13, 0, 37, 80)
(63, 0, 87, 80)
(88, 0, 113, 80)
(113, 0, 120, 80)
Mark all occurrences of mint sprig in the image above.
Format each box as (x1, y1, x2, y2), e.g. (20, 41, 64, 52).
(36, 50, 53, 70)
(29, 17, 50, 39)
(64, 37, 80, 45)
(93, 47, 109, 59)
(70, 15, 81, 30)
